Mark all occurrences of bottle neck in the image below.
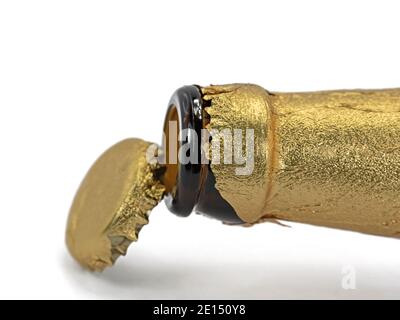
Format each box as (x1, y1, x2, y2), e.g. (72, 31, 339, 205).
(161, 85, 203, 217)
(161, 85, 243, 224)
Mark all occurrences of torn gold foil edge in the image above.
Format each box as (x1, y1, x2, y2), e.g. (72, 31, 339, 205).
(66, 139, 165, 272)
(203, 84, 400, 237)
(106, 156, 165, 267)
(202, 84, 270, 224)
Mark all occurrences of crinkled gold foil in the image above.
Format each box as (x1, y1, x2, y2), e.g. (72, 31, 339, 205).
(66, 138, 165, 271)
(202, 84, 270, 223)
(203, 84, 400, 237)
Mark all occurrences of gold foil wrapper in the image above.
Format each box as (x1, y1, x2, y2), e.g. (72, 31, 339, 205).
(203, 84, 400, 237)
(66, 139, 165, 271)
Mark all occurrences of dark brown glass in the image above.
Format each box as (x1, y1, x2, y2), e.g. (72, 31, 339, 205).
(161, 86, 243, 224)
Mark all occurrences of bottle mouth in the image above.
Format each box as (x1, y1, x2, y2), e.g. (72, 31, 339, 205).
(161, 85, 203, 217)
(162, 105, 179, 193)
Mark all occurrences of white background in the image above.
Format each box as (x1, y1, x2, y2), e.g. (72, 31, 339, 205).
(1, 0, 400, 300)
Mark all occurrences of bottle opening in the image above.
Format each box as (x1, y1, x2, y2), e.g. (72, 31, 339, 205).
(162, 105, 179, 194)
(160, 86, 203, 217)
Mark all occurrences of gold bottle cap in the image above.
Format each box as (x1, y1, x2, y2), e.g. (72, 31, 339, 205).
(66, 138, 165, 272)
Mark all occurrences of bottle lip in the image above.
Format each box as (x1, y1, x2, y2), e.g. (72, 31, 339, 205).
(162, 85, 203, 217)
